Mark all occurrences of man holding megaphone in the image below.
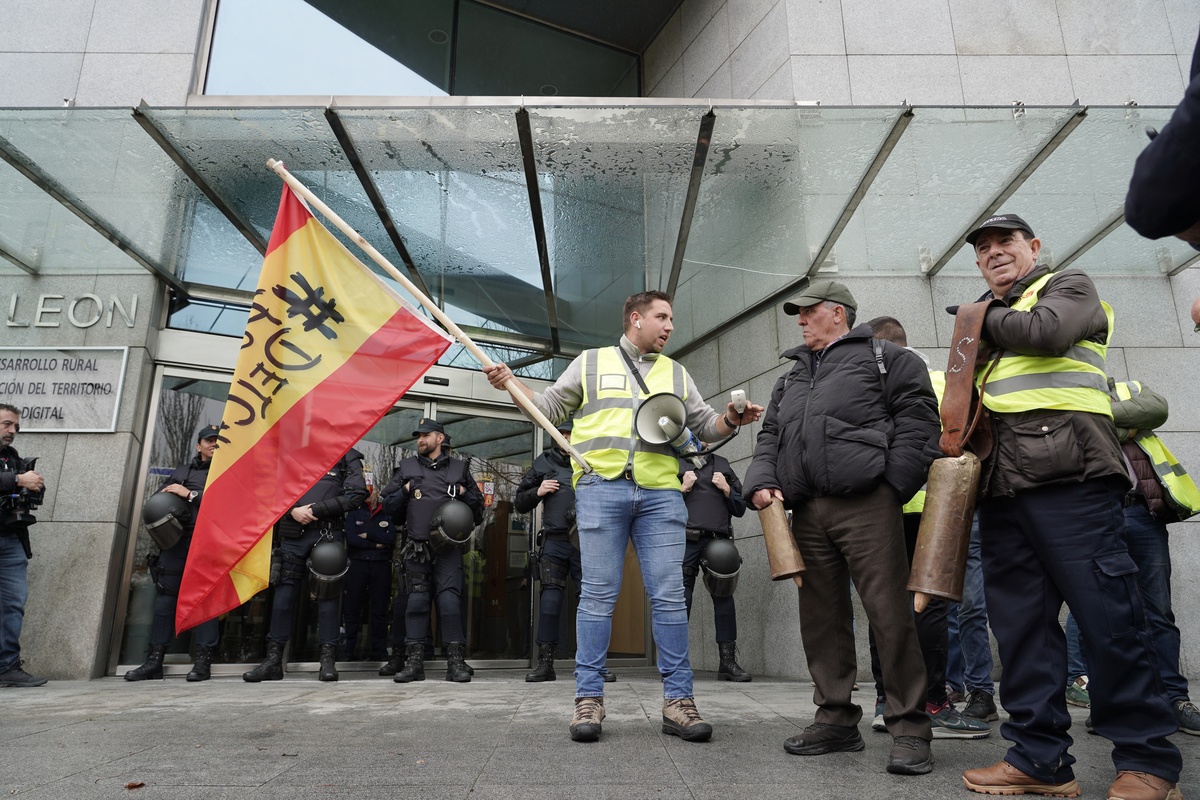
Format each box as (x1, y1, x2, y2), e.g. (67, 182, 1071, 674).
(484, 290, 762, 744)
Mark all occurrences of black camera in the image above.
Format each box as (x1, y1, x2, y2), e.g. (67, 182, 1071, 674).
(1, 457, 44, 529)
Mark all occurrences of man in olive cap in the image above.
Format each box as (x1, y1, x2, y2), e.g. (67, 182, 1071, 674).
(743, 278, 940, 775)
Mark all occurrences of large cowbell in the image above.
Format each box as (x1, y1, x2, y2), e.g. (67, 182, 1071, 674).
(633, 392, 704, 468)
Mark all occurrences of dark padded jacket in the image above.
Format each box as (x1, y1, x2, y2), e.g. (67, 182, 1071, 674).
(1109, 379, 1177, 522)
(0, 444, 33, 557)
(159, 454, 212, 536)
(286, 447, 367, 532)
(742, 324, 939, 506)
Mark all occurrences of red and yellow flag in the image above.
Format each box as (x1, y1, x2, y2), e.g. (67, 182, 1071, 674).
(175, 184, 451, 632)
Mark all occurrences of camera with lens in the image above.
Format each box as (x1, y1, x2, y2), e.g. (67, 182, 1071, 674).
(1, 457, 45, 529)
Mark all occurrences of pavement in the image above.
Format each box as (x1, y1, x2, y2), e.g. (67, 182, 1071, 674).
(1, 667, 1194, 799)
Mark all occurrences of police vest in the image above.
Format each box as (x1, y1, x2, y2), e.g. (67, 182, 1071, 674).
(532, 449, 576, 533)
(977, 272, 1114, 418)
(680, 457, 736, 535)
(902, 370, 946, 515)
(397, 455, 472, 542)
(1113, 381, 1200, 519)
(572, 346, 688, 489)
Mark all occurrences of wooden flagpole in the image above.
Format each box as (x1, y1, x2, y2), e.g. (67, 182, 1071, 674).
(266, 159, 591, 472)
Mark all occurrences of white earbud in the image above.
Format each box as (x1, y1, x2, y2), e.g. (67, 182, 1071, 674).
(635, 320, 642, 329)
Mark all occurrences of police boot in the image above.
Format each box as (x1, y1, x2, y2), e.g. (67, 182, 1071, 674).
(318, 643, 339, 682)
(446, 642, 472, 683)
(242, 641, 285, 682)
(525, 644, 556, 682)
(394, 643, 425, 683)
(379, 648, 403, 677)
(186, 645, 214, 682)
(124, 644, 166, 681)
(717, 642, 752, 682)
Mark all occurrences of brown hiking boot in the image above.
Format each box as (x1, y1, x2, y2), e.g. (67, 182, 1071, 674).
(569, 696, 605, 742)
(1107, 771, 1182, 800)
(963, 761, 1081, 797)
(662, 697, 713, 742)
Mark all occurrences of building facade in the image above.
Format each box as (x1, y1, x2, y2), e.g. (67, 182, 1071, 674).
(2, 0, 1198, 681)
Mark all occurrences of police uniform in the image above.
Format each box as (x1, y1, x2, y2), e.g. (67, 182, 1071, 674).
(243, 447, 366, 683)
(125, 425, 221, 682)
(515, 434, 581, 681)
(341, 495, 396, 660)
(678, 454, 750, 681)
(381, 419, 483, 682)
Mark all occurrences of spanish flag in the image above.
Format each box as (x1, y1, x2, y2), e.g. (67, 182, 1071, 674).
(175, 184, 452, 632)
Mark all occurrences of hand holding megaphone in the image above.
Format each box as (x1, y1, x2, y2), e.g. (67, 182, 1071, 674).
(633, 393, 705, 467)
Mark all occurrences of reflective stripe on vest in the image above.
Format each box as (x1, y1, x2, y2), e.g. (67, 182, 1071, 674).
(1114, 381, 1200, 518)
(572, 347, 686, 489)
(977, 273, 1114, 417)
(901, 370, 945, 515)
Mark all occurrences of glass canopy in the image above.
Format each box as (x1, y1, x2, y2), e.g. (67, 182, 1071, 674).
(1, 99, 1192, 369)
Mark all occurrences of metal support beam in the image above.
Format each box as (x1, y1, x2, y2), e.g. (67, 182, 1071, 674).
(133, 104, 269, 256)
(926, 104, 1087, 277)
(514, 107, 561, 353)
(1168, 250, 1200, 276)
(665, 110, 716, 296)
(807, 106, 914, 278)
(324, 107, 437, 303)
(0, 243, 37, 275)
(672, 106, 915, 360)
(1055, 209, 1124, 272)
(0, 132, 189, 296)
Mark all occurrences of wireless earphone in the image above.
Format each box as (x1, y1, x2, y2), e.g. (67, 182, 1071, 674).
(635, 320, 642, 329)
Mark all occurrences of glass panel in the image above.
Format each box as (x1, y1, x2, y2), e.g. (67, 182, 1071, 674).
(527, 106, 702, 349)
(827, 106, 1081, 284)
(167, 299, 251, 337)
(337, 107, 548, 340)
(1068, 223, 1200, 276)
(0, 155, 143, 274)
(675, 106, 905, 347)
(938, 106, 1185, 276)
(0, 110, 191, 275)
(206, 0, 450, 95)
(455, 1, 638, 97)
(141, 106, 423, 300)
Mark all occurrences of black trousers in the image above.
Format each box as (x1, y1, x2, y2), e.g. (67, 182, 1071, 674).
(979, 479, 1180, 783)
(682, 533, 737, 643)
(267, 526, 340, 645)
(404, 546, 464, 645)
(867, 513, 948, 705)
(534, 536, 581, 646)
(793, 483, 930, 740)
(341, 558, 392, 657)
(149, 537, 219, 649)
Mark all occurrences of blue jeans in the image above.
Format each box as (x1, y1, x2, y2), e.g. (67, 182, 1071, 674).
(574, 473, 692, 699)
(1123, 503, 1188, 701)
(0, 534, 30, 674)
(955, 516, 995, 694)
(1065, 612, 1086, 684)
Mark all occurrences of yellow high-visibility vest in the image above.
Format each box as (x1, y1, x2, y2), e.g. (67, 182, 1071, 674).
(977, 272, 1114, 418)
(571, 346, 687, 490)
(1113, 381, 1200, 519)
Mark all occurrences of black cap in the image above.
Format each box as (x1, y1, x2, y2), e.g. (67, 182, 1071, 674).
(965, 213, 1035, 246)
(196, 424, 221, 442)
(782, 278, 858, 315)
(556, 418, 573, 433)
(412, 418, 445, 436)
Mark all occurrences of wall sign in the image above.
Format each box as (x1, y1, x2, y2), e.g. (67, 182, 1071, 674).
(0, 346, 129, 432)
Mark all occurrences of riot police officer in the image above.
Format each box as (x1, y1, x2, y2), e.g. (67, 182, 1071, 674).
(340, 475, 396, 661)
(126, 425, 222, 682)
(243, 447, 366, 683)
(381, 419, 483, 683)
(679, 452, 751, 681)
(516, 421, 592, 682)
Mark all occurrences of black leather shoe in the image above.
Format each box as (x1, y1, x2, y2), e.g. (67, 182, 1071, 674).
(887, 735, 933, 775)
(784, 723, 865, 755)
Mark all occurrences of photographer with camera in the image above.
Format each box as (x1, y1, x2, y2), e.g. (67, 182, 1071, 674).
(0, 403, 48, 687)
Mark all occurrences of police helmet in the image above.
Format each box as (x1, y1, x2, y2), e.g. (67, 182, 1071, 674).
(428, 498, 475, 553)
(700, 537, 742, 598)
(307, 539, 350, 600)
(142, 491, 190, 550)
